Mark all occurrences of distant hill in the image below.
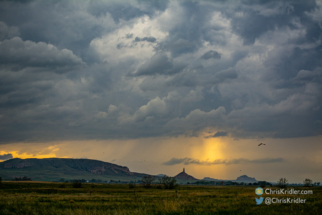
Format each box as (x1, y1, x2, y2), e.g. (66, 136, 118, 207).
(0, 158, 146, 181)
(156, 174, 167, 178)
(174, 168, 197, 180)
(203, 177, 219, 181)
(236, 175, 257, 182)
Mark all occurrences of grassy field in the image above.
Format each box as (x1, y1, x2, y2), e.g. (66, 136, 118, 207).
(0, 182, 321, 215)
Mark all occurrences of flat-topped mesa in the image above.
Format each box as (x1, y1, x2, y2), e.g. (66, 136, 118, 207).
(2, 158, 133, 175)
(4, 159, 34, 169)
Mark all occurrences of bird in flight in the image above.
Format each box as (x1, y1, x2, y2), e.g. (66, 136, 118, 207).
(258, 143, 265, 146)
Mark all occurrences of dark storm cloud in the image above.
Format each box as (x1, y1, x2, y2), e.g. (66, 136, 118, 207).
(126, 33, 133, 39)
(0, 0, 107, 64)
(201, 50, 221, 60)
(213, 131, 228, 137)
(87, 0, 169, 22)
(134, 36, 156, 43)
(212, 68, 238, 83)
(158, 38, 198, 57)
(204, 131, 228, 138)
(0, 153, 13, 160)
(146, 67, 238, 90)
(0, 0, 321, 143)
(0, 21, 19, 40)
(263, 46, 322, 81)
(292, 68, 322, 83)
(131, 53, 185, 76)
(227, 1, 320, 45)
(88, 2, 144, 21)
(155, 1, 220, 57)
(0, 37, 84, 71)
(163, 157, 284, 166)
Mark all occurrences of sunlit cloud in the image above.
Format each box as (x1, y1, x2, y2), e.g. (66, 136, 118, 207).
(0, 145, 62, 161)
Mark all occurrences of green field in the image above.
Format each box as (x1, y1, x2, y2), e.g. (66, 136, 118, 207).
(0, 182, 321, 215)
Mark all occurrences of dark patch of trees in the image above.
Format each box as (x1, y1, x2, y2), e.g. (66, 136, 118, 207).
(14, 176, 31, 181)
(58, 183, 66, 188)
(90, 179, 102, 183)
(194, 180, 217, 185)
(128, 182, 136, 189)
(141, 175, 155, 188)
(70, 179, 86, 183)
(159, 176, 178, 189)
(303, 179, 313, 187)
(277, 178, 288, 188)
(72, 180, 82, 188)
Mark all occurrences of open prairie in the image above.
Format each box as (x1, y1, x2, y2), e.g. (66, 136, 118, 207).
(0, 182, 321, 215)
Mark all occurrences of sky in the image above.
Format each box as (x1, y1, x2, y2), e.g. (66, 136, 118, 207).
(0, 0, 322, 183)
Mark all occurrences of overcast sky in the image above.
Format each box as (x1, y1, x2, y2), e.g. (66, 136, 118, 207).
(0, 0, 322, 182)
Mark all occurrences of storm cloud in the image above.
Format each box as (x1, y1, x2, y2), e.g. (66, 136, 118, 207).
(0, 153, 13, 161)
(163, 157, 285, 166)
(0, 37, 84, 71)
(213, 131, 228, 137)
(0, 0, 322, 143)
(132, 52, 185, 76)
(134, 36, 157, 43)
(201, 50, 221, 60)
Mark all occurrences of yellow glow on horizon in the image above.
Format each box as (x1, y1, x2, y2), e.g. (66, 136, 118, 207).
(0, 144, 66, 160)
(203, 137, 225, 160)
(176, 132, 229, 179)
(0, 135, 321, 182)
(189, 133, 226, 162)
(0, 150, 57, 159)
